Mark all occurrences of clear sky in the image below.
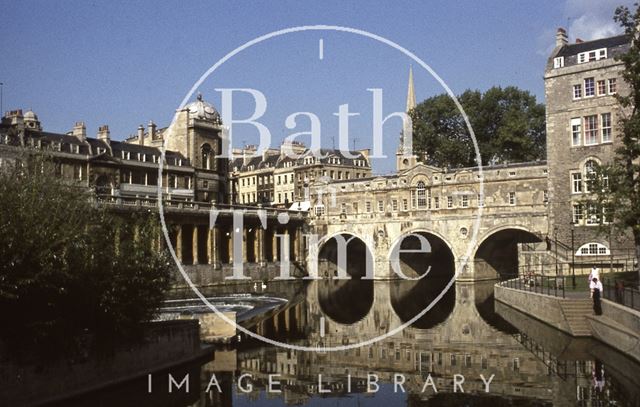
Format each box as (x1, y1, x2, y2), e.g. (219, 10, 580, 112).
(1, 0, 633, 174)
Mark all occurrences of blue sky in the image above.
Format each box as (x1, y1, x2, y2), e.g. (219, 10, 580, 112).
(1, 0, 633, 174)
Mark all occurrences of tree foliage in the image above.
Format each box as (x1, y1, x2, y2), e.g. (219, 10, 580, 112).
(409, 86, 546, 168)
(0, 152, 174, 360)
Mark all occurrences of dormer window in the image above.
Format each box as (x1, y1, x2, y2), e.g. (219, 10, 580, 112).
(577, 48, 607, 64)
(553, 56, 564, 68)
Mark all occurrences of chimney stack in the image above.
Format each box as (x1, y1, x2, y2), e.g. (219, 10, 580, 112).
(97, 125, 110, 142)
(575, 38, 584, 44)
(72, 121, 86, 141)
(556, 27, 568, 48)
(148, 120, 157, 140)
(137, 124, 145, 146)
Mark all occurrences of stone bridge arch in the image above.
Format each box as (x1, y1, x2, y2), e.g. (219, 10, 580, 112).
(472, 225, 543, 280)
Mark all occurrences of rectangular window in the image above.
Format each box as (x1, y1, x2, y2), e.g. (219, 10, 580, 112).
(608, 78, 617, 94)
(434, 196, 440, 209)
(314, 205, 325, 216)
(447, 196, 453, 208)
(584, 115, 598, 145)
(392, 199, 398, 211)
(597, 80, 606, 95)
(543, 190, 548, 204)
(478, 193, 484, 207)
(601, 113, 612, 143)
(461, 195, 469, 208)
(584, 78, 595, 97)
(341, 203, 346, 214)
(572, 172, 583, 193)
(553, 56, 564, 68)
(378, 200, 384, 212)
(573, 203, 583, 224)
(573, 84, 582, 99)
(402, 199, 408, 211)
(366, 201, 372, 213)
(353, 202, 358, 212)
(586, 203, 600, 225)
(571, 118, 582, 146)
(508, 192, 516, 205)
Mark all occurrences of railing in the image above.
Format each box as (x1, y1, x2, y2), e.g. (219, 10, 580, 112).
(94, 194, 308, 217)
(500, 274, 566, 298)
(602, 278, 640, 312)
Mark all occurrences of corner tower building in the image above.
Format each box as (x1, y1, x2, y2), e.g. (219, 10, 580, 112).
(545, 28, 631, 255)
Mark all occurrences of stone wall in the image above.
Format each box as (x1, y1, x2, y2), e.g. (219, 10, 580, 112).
(0, 320, 204, 406)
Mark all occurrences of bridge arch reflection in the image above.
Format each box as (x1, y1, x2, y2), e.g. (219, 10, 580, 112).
(388, 231, 456, 329)
(317, 233, 374, 324)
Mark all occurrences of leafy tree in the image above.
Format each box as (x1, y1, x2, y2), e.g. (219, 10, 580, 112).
(410, 86, 546, 168)
(587, 4, 640, 281)
(0, 151, 174, 360)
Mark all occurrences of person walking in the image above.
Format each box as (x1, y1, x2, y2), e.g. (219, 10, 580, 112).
(590, 277, 603, 315)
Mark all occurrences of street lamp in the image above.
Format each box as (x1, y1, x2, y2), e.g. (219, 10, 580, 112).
(554, 228, 559, 275)
(571, 222, 576, 288)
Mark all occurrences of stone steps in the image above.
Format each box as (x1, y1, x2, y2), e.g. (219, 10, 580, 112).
(560, 299, 594, 336)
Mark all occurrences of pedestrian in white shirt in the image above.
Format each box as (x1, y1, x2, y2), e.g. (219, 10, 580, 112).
(588, 266, 600, 284)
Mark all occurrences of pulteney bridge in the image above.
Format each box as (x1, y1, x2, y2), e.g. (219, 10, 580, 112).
(308, 161, 550, 281)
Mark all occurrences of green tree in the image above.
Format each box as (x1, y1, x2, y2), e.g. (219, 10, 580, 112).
(410, 86, 546, 168)
(0, 151, 174, 360)
(587, 5, 640, 281)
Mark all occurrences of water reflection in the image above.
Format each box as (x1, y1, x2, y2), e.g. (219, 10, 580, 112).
(318, 279, 374, 324)
(56, 280, 640, 406)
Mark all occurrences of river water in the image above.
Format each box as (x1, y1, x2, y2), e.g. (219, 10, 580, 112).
(58, 279, 640, 407)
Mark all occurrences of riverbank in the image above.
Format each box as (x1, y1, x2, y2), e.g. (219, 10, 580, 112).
(494, 282, 640, 363)
(0, 320, 210, 407)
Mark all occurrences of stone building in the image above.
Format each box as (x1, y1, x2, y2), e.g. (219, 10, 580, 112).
(545, 28, 634, 258)
(0, 94, 228, 204)
(230, 141, 372, 208)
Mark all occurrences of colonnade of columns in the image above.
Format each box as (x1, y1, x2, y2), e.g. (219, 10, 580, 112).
(167, 222, 305, 267)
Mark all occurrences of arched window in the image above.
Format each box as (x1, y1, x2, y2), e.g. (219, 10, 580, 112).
(417, 181, 427, 208)
(576, 242, 609, 256)
(201, 143, 213, 170)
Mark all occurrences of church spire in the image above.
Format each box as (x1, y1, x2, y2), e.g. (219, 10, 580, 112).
(406, 66, 416, 112)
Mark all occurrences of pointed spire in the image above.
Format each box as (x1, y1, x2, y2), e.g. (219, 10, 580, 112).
(406, 66, 416, 112)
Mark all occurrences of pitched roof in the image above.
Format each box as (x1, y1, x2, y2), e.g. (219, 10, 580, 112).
(555, 34, 630, 57)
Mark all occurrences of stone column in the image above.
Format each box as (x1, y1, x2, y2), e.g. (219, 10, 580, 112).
(291, 227, 300, 262)
(242, 228, 248, 263)
(257, 228, 266, 265)
(176, 225, 183, 263)
(191, 225, 199, 265)
(272, 229, 279, 262)
(283, 229, 290, 262)
(227, 227, 234, 264)
(208, 226, 220, 268)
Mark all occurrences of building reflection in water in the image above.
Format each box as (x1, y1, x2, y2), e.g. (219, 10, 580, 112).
(58, 277, 640, 406)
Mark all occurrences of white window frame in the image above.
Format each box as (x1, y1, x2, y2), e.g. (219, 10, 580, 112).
(571, 172, 583, 194)
(584, 77, 595, 97)
(573, 84, 582, 99)
(597, 79, 606, 96)
(608, 78, 617, 94)
(571, 118, 582, 146)
(601, 113, 612, 143)
(508, 192, 516, 206)
(584, 115, 598, 146)
(572, 203, 583, 225)
(553, 56, 564, 68)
